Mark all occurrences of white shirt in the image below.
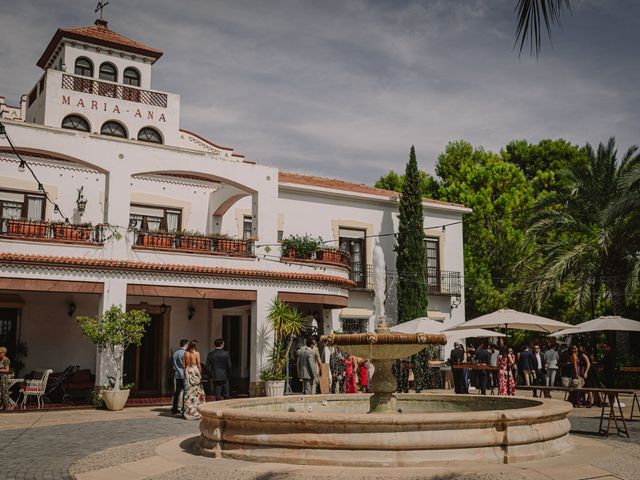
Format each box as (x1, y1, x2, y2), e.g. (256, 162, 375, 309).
(534, 352, 543, 370)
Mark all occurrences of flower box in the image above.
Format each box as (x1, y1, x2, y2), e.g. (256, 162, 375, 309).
(54, 224, 92, 241)
(6, 219, 49, 238)
(316, 249, 346, 264)
(137, 232, 174, 247)
(178, 236, 212, 251)
(216, 239, 247, 255)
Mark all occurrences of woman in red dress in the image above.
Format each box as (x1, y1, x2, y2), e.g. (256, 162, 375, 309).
(359, 359, 369, 393)
(344, 355, 357, 394)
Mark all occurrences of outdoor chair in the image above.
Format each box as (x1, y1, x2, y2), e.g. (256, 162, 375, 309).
(19, 369, 53, 409)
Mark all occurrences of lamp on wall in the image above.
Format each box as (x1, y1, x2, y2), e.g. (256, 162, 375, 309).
(76, 186, 88, 213)
(68, 301, 77, 317)
(188, 305, 196, 320)
(160, 297, 167, 314)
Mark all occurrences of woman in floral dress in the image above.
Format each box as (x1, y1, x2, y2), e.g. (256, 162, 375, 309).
(0, 346, 11, 410)
(344, 354, 357, 394)
(498, 346, 515, 396)
(180, 340, 205, 419)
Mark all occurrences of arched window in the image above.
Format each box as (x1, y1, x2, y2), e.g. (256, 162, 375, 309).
(74, 57, 93, 77)
(100, 121, 127, 138)
(137, 127, 163, 144)
(99, 62, 117, 82)
(61, 114, 90, 132)
(123, 67, 141, 87)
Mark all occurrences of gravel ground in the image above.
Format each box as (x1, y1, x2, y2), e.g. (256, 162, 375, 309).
(590, 439, 640, 480)
(69, 438, 170, 475)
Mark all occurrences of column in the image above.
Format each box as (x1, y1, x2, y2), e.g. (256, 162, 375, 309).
(103, 169, 131, 260)
(249, 286, 278, 396)
(94, 277, 128, 388)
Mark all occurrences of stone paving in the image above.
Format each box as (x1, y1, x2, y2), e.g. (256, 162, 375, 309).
(0, 401, 638, 480)
(0, 407, 198, 480)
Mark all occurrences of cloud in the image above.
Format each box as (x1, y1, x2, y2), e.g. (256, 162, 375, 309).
(1, 0, 638, 183)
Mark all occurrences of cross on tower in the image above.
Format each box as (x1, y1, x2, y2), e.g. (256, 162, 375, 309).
(95, 1, 110, 20)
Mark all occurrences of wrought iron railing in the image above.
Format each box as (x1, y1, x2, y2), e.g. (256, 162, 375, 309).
(427, 270, 462, 296)
(134, 231, 255, 256)
(0, 218, 105, 243)
(61, 74, 168, 108)
(281, 248, 350, 268)
(350, 263, 374, 289)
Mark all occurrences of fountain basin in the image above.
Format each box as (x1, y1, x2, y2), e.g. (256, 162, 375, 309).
(199, 393, 573, 466)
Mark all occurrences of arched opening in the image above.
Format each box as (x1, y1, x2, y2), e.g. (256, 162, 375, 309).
(137, 127, 163, 144)
(74, 57, 93, 77)
(123, 67, 141, 87)
(100, 121, 127, 138)
(98, 62, 117, 82)
(61, 114, 90, 132)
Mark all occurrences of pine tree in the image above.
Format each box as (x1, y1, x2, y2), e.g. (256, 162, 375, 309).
(396, 146, 428, 323)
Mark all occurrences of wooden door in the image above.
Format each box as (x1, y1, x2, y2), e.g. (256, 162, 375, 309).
(123, 312, 164, 394)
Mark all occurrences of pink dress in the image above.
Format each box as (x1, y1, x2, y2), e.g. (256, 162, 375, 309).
(359, 364, 368, 389)
(345, 358, 357, 394)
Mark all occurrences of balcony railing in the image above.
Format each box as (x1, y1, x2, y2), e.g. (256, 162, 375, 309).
(350, 263, 374, 289)
(428, 270, 462, 296)
(0, 218, 105, 244)
(281, 248, 350, 268)
(61, 74, 168, 108)
(133, 231, 254, 256)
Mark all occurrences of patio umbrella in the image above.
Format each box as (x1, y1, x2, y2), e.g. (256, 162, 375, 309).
(443, 308, 572, 334)
(549, 316, 640, 337)
(390, 317, 445, 334)
(445, 328, 506, 340)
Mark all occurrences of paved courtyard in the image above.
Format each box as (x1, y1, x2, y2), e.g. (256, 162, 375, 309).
(0, 399, 638, 480)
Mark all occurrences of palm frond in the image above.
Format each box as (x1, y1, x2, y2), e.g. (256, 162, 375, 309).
(515, 0, 571, 57)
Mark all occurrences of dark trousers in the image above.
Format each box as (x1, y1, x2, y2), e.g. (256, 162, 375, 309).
(213, 380, 230, 401)
(453, 369, 465, 394)
(478, 370, 488, 395)
(171, 378, 184, 413)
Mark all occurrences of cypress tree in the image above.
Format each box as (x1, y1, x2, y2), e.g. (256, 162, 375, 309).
(396, 146, 428, 323)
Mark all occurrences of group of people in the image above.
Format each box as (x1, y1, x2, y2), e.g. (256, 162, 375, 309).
(171, 338, 231, 420)
(448, 339, 617, 404)
(328, 348, 374, 394)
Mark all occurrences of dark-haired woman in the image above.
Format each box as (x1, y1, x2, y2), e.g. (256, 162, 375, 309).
(181, 340, 205, 419)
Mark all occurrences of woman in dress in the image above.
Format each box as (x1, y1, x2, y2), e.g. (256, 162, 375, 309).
(344, 354, 357, 394)
(359, 359, 370, 393)
(0, 346, 12, 410)
(181, 340, 205, 419)
(568, 344, 588, 407)
(498, 346, 515, 396)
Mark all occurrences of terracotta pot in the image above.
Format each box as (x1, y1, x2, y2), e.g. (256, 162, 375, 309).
(138, 233, 173, 247)
(102, 389, 130, 411)
(54, 225, 92, 241)
(217, 239, 247, 254)
(317, 249, 343, 264)
(6, 220, 49, 238)
(178, 236, 212, 251)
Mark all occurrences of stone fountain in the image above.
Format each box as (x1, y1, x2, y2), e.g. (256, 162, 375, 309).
(198, 240, 573, 466)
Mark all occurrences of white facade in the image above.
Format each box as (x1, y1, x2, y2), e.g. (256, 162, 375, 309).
(0, 18, 469, 396)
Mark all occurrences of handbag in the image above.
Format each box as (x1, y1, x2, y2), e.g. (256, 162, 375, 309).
(571, 376, 585, 388)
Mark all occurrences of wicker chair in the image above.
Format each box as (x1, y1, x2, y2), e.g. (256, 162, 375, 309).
(19, 369, 53, 409)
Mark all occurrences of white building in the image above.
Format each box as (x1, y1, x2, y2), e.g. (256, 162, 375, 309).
(0, 18, 470, 396)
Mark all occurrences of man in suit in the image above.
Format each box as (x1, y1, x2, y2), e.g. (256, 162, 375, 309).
(450, 343, 465, 394)
(171, 339, 188, 415)
(206, 338, 232, 401)
(297, 337, 318, 395)
(518, 346, 535, 386)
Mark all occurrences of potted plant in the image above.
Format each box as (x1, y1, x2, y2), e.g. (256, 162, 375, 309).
(6, 218, 50, 238)
(52, 221, 93, 241)
(281, 234, 322, 259)
(76, 305, 151, 411)
(261, 298, 304, 397)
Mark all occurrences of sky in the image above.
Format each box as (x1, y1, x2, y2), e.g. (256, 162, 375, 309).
(0, 0, 638, 184)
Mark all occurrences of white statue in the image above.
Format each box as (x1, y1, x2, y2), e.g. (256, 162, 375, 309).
(372, 238, 386, 319)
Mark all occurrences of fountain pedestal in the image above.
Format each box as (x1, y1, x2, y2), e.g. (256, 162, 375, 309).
(368, 358, 397, 413)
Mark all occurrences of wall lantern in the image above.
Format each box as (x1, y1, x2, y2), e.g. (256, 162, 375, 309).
(68, 301, 77, 317)
(76, 186, 88, 213)
(188, 305, 196, 320)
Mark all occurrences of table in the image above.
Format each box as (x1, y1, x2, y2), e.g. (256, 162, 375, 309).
(619, 367, 640, 373)
(7, 377, 24, 408)
(452, 363, 499, 371)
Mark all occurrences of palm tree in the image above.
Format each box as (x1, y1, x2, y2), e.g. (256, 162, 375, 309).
(523, 138, 640, 318)
(515, 0, 571, 57)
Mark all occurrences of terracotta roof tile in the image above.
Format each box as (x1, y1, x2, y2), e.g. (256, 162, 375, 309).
(37, 20, 162, 68)
(278, 171, 467, 209)
(0, 253, 355, 290)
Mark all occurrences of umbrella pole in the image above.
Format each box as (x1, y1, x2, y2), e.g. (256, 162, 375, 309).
(506, 325, 512, 395)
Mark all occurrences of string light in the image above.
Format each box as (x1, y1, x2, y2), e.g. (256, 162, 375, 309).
(18, 159, 26, 172)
